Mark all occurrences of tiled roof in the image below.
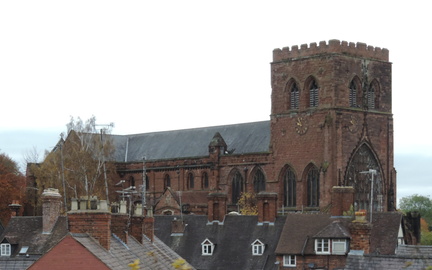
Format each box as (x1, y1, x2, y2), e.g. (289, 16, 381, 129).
(275, 213, 336, 255)
(110, 121, 271, 162)
(154, 214, 286, 270)
(275, 212, 403, 256)
(73, 233, 194, 270)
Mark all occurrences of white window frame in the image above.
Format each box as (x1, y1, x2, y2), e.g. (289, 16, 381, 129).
(283, 255, 296, 267)
(332, 239, 347, 255)
(201, 239, 214, 256)
(315, 239, 330, 254)
(251, 240, 265, 256)
(1, 243, 11, 256)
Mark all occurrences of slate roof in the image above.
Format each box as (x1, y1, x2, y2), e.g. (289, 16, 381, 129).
(0, 216, 68, 270)
(344, 245, 432, 270)
(275, 213, 340, 255)
(73, 233, 193, 270)
(109, 121, 271, 162)
(275, 212, 403, 256)
(154, 214, 286, 270)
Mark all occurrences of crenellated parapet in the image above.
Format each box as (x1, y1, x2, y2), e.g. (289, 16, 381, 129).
(273, 39, 389, 62)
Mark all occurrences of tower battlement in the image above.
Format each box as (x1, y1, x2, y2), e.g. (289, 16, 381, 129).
(273, 39, 389, 62)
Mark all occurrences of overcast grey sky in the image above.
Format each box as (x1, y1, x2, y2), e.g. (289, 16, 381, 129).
(1, 1, 431, 203)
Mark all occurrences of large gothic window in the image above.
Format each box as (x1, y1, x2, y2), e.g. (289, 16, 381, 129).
(345, 144, 383, 212)
(349, 80, 357, 107)
(290, 82, 299, 109)
(232, 171, 244, 204)
(309, 80, 319, 107)
(283, 166, 296, 207)
(253, 169, 266, 193)
(307, 165, 319, 207)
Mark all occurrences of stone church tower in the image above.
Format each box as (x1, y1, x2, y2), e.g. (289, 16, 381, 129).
(270, 40, 395, 212)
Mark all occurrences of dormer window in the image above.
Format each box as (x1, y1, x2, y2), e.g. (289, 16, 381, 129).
(314, 238, 348, 255)
(0, 243, 11, 256)
(251, 239, 265, 256)
(201, 239, 214, 256)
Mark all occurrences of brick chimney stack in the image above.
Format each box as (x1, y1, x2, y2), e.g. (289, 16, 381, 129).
(349, 214, 372, 254)
(207, 193, 227, 222)
(9, 200, 21, 217)
(331, 186, 355, 216)
(68, 196, 111, 250)
(41, 188, 62, 234)
(257, 192, 277, 223)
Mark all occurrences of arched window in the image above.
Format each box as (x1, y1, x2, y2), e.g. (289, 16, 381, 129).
(129, 176, 135, 188)
(253, 169, 266, 193)
(232, 171, 244, 204)
(345, 144, 383, 211)
(164, 174, 171, 189)
(283, 167, 296, 207)
(187, 172, 194, 190)
(290, 82, 299, 109)
(349, 80, 357, 107)
(309, 80, 319, 107)
(202, 172, 209, 189)
(307, 166, 319, 207)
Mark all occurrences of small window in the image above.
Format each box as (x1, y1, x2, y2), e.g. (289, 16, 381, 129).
(315, 239, 330, 254)
(332, 239, 347, 255)
(283, 255, 296, 267)
(251, 240, 265, 256)
(0, 243, 11, 256)
(188, 173, 194, 190)
(201, 239, 214, 256)
(19, 246, 29, 255)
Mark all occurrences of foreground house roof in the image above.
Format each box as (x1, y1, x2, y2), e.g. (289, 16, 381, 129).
(0, 216, 68, 269)
(275, 212, 403, 256)
(345, 245, 432, 269)
(154, 214, 285, 270)
(110, 121, 270, 162)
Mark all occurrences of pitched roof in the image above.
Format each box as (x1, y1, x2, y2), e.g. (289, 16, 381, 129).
(73, 233, 194, 270)
(110, 121, 271, 162)
(370, 212, 403, 255)
(154, 214, 286, 270)
(275, 212, 403, 256)
(275, 213, 337, 255)
(0, 216, 68, 270)
(0, 216, 68, 255)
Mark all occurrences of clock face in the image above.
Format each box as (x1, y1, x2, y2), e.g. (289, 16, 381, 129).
(348, 115, 360, 133)
(295, 116, 308, 135)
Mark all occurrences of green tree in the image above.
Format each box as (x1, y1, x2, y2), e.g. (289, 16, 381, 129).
(0, 152, 26, 224)
(399, 194, 432, 224)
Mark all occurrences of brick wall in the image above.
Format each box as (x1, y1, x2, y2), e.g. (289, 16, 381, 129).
(349, 221, 372, 254)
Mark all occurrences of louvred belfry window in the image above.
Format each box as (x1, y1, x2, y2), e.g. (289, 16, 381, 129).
(290, 82, 299, 109)
(309, 80, 319, 107)
(349, 80, 357, 107)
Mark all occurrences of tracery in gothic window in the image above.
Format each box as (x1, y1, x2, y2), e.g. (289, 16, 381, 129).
(345, 144, 383, 211)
